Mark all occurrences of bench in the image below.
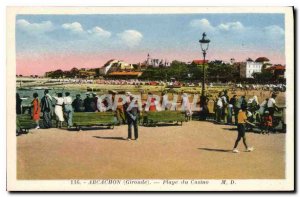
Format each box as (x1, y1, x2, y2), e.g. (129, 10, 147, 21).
(142, 111, 185, 126)
(17, 114, 36, 134)
(73, 112, 116, 130)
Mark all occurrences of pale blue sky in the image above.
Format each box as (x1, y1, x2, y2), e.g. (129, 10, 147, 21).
(16, 13, 286, 75)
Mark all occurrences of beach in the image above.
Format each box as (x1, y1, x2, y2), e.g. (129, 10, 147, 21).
(17, 121, 285, 180)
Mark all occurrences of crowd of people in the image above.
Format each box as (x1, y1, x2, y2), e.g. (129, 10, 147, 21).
(46, 78, 286, 92)
(213, 90, 280, 134)
(16, 88, 283, 149)
(16, 90, 141, 140)
(211, 90, 281, 153)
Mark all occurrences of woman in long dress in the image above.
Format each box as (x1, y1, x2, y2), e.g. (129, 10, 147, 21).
(53, 92, 64, 128)
(181, 93, 192, 121)
(31, 92, 41, 129)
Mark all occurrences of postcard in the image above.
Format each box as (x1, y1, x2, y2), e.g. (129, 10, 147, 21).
(7, 6, 294, 191)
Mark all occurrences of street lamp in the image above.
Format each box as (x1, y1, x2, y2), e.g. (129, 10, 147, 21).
(199, 32, 210, 96)
(199, 32, 210, 121)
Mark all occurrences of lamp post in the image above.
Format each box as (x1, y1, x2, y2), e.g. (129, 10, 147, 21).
(199, 32, 210, 96)
(199, 32, 210, 120)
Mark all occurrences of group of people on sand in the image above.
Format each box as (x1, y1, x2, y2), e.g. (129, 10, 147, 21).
(214, 90, 279, 132)
(16, 89, 281, 150)
(17, 90, 75, 129)
(213, 90, 280, 153)
(16, 90, 140, 140)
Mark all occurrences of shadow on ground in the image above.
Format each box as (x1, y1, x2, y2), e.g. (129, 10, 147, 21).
(67, 126, 114, 132)
(93, 136, 127, 141)
(141, 123, 183, 127)
(222, 127, 237, 131)
(198, 148, 232, 153)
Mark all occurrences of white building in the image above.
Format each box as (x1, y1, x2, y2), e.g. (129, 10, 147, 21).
(240, 57, 269, 78)
(146, 54, 170, 67)
(100, 59, 134, 75)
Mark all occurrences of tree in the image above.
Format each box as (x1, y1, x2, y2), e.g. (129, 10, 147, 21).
(207, 61, 234, 82)
(48, 69, 64, 78)
(70, 67, 79, 77)
(252, 71, 274, 83)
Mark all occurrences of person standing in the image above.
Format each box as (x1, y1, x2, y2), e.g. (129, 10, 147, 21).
(261, 110, 272, 135)
(63, 92, 73, 128)
(161, 91, 170, 110)
(232, 105, 254, 153)
(234, 95, 246, 125)
(267, 93, 278, 119)
(41, 90, 53, 128)
(53, 93, 64, 128)
(16, 93, 22, 115)
(227, 95, 237, 125)
(126, 94, 140, 140)
(182, 93, 193, 121)
(72, 94, 84, 112)
(91, 93, 98, 112)
(221, 91, 228, 123)
(216, 93, 223, 123)
(83, 93, 92, 112)
(199, 95, 209, 121)
(31, 92, 41, 129)
(113, 91, 126, 125)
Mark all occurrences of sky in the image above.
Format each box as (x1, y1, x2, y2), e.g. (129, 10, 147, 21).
(16, 14, 285, 75)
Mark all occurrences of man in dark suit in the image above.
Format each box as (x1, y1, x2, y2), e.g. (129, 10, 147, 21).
(41, 89, 53, 128)
(125, 94, 140, 140)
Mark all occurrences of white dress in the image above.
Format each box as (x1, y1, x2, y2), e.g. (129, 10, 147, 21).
(54, 96, 64, 121)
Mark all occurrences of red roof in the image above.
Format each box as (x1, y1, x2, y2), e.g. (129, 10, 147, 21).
(255, 57, 270, 62)
(266, 65, 286, 70)
(192, 60, 209, 64)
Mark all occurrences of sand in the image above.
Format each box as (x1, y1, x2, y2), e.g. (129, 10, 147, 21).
(17, 121, 285, 180)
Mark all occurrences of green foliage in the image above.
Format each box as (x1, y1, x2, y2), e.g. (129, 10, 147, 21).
(47, 69, 64, 78)
(140, 60, 203, 81)
(252, 70, 274, 83)
(140, 59, 241, 82)
(207, 60, 237, 82)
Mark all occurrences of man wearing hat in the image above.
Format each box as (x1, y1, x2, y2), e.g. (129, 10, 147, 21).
(72, 94, 84, 112)
(125, 93, 140, 140)
(91, 93, 98, 112)
(83, 92, 92, 112)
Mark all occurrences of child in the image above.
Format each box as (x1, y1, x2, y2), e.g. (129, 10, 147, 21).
(261, 111, 272, 135)
(232, 105, 254, 153)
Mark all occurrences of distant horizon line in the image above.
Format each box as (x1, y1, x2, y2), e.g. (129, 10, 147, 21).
(16, 57, 286, 77)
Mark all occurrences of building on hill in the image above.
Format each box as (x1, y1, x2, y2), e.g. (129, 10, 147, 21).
(78, 69, 96, 78)
(145, 53, 170, 67)
(100, 59, 134, 75)
(255, 57, 270, 64)
(239, 57, 269, 78)
(265, 64, 286, 79)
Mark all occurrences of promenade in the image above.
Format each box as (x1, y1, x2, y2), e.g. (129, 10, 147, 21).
(17, 121, 285, 179)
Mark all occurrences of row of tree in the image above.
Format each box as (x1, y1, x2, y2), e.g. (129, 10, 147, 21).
(45, 60, 284, 83)
(139, 60, 240, 82)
